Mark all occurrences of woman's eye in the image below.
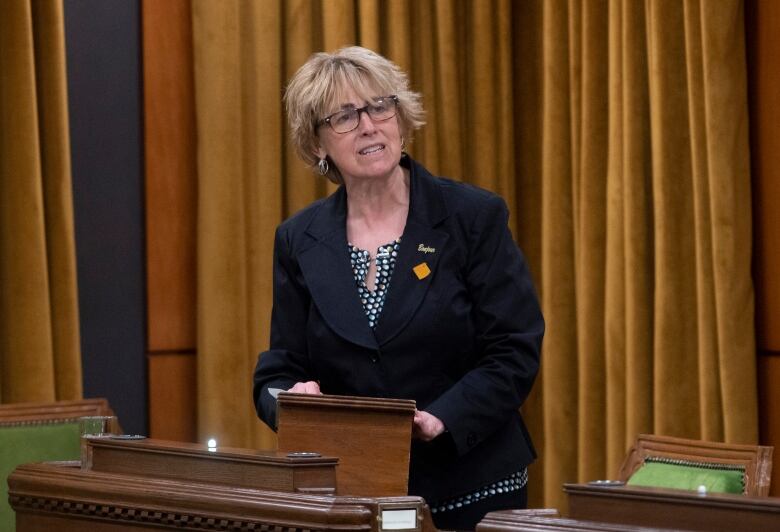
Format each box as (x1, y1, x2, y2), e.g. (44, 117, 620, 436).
(334, 112, 354, 125)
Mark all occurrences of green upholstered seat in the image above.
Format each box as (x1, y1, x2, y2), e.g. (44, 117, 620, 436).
(626, 457, 745, 494)
(0, 422, 82, 532)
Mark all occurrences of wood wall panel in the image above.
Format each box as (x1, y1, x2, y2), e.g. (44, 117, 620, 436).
(142, 0, 198, 442)
(142, 0, 197, 352)
(746, 0, 780, 497)
(148, 352, 197, 442)
(747, 0, 780, 351)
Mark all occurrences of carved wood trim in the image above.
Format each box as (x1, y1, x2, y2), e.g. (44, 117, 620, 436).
(0, 398, 114, 427)
(11, 493, 319, 531)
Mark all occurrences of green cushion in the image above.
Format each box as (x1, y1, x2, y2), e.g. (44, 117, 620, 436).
(0, 423, 82, 532)
(627, 460, 745, 494)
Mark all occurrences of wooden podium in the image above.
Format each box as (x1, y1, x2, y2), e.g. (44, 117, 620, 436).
(276, 392, 416, 497)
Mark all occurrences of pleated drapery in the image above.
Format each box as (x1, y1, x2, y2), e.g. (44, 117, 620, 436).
(537, 0, 756, 506)
(191, 0, 756, 509)
(0, 1, 83, 403)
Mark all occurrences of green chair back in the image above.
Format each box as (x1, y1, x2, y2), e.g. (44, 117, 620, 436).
(626, 457, 745, 494)
(0, 422, 82, 532)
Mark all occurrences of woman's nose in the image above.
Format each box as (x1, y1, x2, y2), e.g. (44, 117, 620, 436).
(356, 108, 377, 134)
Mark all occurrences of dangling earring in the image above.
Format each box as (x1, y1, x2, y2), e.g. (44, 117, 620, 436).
(318, 157, 329, 175)
(400, 136, 406, 152)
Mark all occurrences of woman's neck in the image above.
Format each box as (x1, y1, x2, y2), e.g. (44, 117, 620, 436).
(344, 165, 410, 224)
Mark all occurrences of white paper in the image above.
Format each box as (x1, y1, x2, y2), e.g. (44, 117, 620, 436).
(381, 509, 417, 530)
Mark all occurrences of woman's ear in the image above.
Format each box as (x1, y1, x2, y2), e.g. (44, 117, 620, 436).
(314, 140, 327, 161)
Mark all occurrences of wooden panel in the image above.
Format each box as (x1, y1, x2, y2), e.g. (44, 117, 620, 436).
(478, 509, 666, 532)
(148, 353, 196, 442)
(747, 0, 780, 499)
(143, 0, 198, 446)
(83, 438, 337, 494)
(142, 0, 197, 351)
(757, 353, 780, 497)
(747, 0, 780, 350)
(564, 483, 780, 531)
(277, 393, 416, 497)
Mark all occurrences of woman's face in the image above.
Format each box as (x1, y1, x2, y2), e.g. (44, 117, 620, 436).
(316, 86, 403, 185)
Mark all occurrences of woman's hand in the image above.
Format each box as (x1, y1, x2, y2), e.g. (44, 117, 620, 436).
(413, 410, 446, 441)
(287, 381, 322, 394)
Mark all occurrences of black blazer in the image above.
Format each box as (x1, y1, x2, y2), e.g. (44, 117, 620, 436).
(253, 156, 544, 504)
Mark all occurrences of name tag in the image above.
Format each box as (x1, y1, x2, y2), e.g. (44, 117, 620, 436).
(380, 508, 418, 530)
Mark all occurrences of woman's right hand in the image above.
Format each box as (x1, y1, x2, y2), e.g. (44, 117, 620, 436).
(287, 381, 322, 394)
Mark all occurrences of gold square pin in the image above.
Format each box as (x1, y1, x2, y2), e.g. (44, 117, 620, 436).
(413, 262, 431, 280)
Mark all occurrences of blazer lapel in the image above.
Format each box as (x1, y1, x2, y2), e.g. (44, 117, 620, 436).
(374, 158, 450, 345)
(297, 188, 378, 350)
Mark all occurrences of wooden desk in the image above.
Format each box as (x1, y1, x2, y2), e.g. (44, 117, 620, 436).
(564, 483, 780, 531)
(478, 508, 689, 531)
(9, 438, 436, 532)
(82, 437, 338, 494)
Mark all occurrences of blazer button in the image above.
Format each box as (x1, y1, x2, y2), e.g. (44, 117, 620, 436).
(371, 355, 378, 363)
(467, 432, 477, 447)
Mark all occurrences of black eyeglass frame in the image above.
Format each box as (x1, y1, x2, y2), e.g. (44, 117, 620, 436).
(318, 95, 399, 134)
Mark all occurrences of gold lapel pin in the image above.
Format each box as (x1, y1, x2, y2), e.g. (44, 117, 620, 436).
(413, 262, 431, 280)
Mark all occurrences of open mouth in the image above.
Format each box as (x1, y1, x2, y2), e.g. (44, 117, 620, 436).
(358, 144, 385, 155)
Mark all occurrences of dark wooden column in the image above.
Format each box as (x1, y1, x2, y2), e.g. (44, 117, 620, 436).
(746, 0, 780, 497)
(142, 0, 198, 442)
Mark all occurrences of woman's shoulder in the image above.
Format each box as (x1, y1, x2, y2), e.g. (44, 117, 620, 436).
(276, 189, 343, 237)
(437, 176, 503, 207)
(410, 157, 507, 215)
(418, 173, 509, 228)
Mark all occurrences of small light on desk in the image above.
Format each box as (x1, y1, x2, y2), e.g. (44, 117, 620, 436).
(697, 484, 707, 495)
(207, 438, 217, 452)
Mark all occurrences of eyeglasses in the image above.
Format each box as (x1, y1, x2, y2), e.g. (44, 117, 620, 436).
(319, 95, 399, 134)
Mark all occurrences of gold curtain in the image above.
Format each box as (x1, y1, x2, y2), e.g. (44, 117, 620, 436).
(191, 0, 756, 509)
(0, 0, 82, 403)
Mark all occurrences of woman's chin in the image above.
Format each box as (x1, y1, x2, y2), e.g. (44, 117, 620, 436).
(343, 160, 400, 182)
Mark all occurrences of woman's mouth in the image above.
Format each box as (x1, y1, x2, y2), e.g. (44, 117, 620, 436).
(358, 144, 385, 155)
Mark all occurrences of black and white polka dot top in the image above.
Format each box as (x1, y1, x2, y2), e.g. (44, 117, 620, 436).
(348, 238, 401, 329)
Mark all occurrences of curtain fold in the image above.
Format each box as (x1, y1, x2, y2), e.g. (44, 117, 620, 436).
(191, 0, 756, 510)
(0, 0, 82, 403)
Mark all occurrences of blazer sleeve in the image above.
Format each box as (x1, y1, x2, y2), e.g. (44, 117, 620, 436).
(252, 225, 314, 430)
(425, 194, 544, 456)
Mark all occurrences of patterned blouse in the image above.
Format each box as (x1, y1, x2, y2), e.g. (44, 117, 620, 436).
(348, 238, 401, 329)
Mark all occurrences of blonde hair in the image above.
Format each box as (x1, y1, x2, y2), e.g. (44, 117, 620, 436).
(284, 46, 425, 183)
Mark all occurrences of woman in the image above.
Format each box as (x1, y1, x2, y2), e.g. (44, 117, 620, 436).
(253, 46, 544, 530)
